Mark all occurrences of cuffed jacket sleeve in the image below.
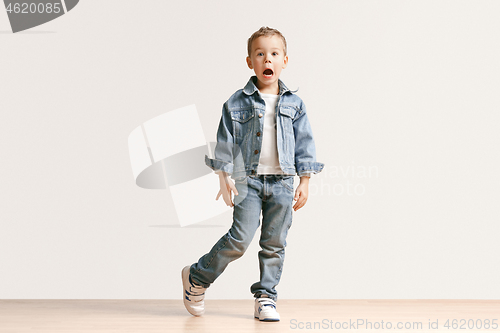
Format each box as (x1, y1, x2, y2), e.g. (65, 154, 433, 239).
(205, 103, 235, 175)
(293, 101, 325, 177)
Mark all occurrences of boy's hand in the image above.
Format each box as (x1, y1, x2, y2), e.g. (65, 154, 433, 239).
(215, 172, 238, 207)
(293, 176, 310, 211)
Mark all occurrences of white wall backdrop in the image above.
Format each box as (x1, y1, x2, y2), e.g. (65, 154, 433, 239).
(1, 0, 499, 299)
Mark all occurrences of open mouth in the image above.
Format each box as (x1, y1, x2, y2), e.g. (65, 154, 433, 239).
(263, 68, 274, 77)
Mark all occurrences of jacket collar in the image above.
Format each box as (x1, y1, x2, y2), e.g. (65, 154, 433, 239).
(243, 75, 291, 96)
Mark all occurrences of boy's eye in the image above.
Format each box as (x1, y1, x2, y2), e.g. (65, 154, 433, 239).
(273, 52, 278, 56)
(257, 52, 264, 56)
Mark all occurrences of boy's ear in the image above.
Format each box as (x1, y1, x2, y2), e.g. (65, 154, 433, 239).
(282, 55, 289, 69)
(246, 56, 253, 69)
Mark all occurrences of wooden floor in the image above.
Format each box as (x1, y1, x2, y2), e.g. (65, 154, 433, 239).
(1, 300, 499, 332)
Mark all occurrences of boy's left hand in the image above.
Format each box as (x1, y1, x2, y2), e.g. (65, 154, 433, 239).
(293, 177, 310, 211)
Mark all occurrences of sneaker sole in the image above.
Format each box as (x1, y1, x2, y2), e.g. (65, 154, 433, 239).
(255, 316, 280, 322)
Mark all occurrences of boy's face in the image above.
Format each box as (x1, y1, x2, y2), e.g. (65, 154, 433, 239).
(246, 35, 288, 94)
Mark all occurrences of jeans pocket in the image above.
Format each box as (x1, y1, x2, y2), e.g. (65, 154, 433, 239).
(279, 177, 294, 193)
(233, 175, 249, 183)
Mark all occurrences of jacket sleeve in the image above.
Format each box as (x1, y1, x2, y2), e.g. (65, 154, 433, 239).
(205, 103, 234, 174)
(293, 101, 324, 177)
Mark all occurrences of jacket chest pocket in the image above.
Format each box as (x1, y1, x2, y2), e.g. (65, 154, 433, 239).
(278, 106, 297, 162)
(230, 109, 255, 141)
(278, 106, 296, 135)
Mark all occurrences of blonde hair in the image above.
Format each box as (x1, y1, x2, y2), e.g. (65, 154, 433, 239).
(247, 26, 287, 57)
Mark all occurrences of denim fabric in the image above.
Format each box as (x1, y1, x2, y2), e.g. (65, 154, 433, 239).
(205, 76, 324, 179)
(190, 174, 295, 301)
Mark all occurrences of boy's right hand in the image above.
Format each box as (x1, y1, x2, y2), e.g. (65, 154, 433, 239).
(215, 172, 239, 207)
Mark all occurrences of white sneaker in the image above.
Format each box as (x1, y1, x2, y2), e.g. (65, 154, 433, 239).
(181, 266, 206, 316)
(254, 296, 280, 321)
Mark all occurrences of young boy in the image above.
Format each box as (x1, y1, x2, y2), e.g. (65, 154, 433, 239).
(181, 27, 324, 321)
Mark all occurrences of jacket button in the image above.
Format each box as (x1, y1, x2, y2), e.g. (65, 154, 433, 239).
(256, 132, 261, 136)
(258, 113, 263, 118)
(254, 150, 259, 154)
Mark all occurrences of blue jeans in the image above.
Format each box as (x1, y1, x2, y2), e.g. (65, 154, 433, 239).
(190, 174, 295, 301)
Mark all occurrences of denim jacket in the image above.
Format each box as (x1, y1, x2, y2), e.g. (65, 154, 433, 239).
(205, 76, 324, 179)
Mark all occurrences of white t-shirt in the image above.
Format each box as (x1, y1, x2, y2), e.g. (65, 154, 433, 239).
(257, 93, 285, 175)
